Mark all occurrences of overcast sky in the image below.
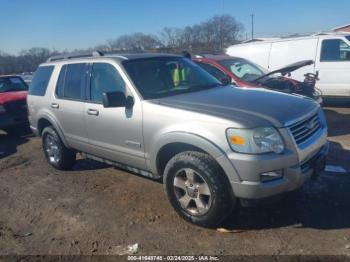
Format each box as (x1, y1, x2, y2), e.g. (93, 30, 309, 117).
(1, 0, 349, 54)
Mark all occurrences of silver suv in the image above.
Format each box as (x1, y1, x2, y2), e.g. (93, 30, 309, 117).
(27, 52, 328, 227)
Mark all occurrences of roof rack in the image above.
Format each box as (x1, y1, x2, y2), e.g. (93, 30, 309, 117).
(46, 50, 104, 63)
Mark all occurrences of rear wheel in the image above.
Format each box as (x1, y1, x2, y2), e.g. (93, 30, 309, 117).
(42, 126, 76, 170)
(164, 151, 235, 227)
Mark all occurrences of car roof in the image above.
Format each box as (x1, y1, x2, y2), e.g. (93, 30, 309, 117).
(43, 52, 182, 66)
(229, 32, 350, 47)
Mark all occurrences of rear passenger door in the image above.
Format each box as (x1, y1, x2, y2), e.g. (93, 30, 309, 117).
(51, 63, 90, 151)
(84, 62, 145, 169)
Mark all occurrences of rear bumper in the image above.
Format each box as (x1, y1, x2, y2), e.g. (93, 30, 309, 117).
(0, 113, 28, 129)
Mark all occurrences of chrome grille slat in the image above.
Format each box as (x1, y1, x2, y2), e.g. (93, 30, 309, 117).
(289, 113, 322, 145)
(290, 115, 318, 132)
(294, 123, 320, 142)
(293, 120, 320, 138)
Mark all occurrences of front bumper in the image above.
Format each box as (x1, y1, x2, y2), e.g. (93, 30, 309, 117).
(230, 143, 328, 200)
(228, 125, 329, 200)
(0, 113, 28, 129)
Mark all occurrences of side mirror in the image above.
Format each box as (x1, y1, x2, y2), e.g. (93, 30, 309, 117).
(220, 76, 231, 85)
(102, 91, 126, 108)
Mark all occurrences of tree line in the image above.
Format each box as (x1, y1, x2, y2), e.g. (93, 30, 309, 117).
(0, 14, 243, 75)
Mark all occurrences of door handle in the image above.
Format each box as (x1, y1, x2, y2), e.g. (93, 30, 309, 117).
(51, 103, 59, 109)
(87, 109, 99, 116)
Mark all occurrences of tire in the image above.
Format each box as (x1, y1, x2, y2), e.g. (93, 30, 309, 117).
(163, 151, 235, 227)
(42, 126, 76, 170)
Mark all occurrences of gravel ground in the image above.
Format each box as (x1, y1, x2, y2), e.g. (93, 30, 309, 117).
(0, 104, 350, 256)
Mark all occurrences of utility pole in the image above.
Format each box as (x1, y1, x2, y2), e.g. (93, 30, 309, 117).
(251, 14, 254, 40)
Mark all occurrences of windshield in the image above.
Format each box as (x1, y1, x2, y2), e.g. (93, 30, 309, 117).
(123, 57, 222, 99)
(346, 36, 350, 42)
(0, 77, 28, 93)
(219, 58, 268, 82)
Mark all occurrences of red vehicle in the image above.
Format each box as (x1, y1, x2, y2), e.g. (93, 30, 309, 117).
(0, 75, 29, 134)
(192, 54, 321, 103)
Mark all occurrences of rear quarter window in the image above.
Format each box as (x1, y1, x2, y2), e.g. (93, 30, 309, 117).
(29, 66, 54, 96)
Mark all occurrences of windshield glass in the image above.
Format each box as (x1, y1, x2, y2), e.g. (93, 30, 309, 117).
(0, 77, 28, 93)
(346, 36, 350, 42)
(219, 58, 268, 82)
(123, 57, 221, 99)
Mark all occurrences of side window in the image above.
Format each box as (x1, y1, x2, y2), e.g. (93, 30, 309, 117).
(89, 63, 125, 103)
(56, 65, 66, 97)
(196, 62, 227, 81)
(29, 66, 54, 96)
(56, 63, 87, 100)
(320, 39, 350, 62)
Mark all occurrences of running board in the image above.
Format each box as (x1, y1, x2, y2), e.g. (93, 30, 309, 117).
(81, 153, 160, 179)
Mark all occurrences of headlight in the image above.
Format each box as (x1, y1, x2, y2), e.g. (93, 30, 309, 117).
(0, 105, 6, 114)
(226, 127, 284, 154)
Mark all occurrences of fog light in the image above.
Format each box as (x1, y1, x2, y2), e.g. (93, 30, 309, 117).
(260, 170, 283, 182)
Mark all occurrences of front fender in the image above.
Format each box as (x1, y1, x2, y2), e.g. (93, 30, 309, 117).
(148, 131, 241, 183)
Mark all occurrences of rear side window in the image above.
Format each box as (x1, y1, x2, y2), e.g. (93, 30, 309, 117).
(56, 63, 87, 100)
(320, 39, 350, 62)
(29, 66, 54, 96)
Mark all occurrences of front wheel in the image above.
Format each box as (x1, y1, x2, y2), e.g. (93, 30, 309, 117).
(42, 126, 76, 170)
(163, 151, 235, 227)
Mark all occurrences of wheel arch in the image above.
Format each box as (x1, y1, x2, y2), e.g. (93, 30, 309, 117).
(37, 114, 69, 147)
(151, 132, 240, 183)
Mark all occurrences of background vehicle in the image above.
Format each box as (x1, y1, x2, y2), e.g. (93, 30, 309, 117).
(226, 33, 350, 98)
(20, 72, 34, 85)
(0, 75, 29, 134)
(193, 54, 321, 102)
(28, 52, 328, 227)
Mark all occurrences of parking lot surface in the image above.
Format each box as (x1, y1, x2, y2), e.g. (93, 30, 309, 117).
(0, 104, 350, 255)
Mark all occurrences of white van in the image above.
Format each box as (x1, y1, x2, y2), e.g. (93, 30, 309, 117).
(226, 33, 350, 98)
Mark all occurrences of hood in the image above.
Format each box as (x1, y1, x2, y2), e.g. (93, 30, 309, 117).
(152, 86, 318, 128)
(253, 60, 314, 82)
(0, 90, 28, 104)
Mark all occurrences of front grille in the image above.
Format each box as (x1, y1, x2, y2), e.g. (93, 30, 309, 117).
(289, 113, 321, 145)
(3, 99, 28, 118)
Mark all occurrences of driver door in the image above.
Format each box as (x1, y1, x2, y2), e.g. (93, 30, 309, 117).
(84, 62, 146, 169)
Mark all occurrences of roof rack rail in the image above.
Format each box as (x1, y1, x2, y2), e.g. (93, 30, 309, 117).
(46, 50, 104, 62)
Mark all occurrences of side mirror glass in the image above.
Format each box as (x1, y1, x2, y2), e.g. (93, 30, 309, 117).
(102, 91, 126, 108)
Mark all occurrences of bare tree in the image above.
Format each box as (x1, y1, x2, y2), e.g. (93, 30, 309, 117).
(107, 33, 162, 52)
(159, 14, 243, 53)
